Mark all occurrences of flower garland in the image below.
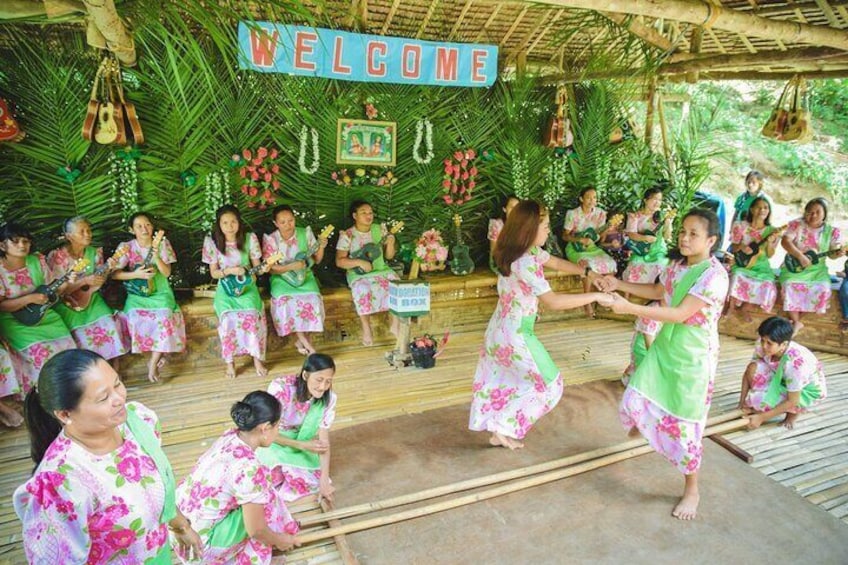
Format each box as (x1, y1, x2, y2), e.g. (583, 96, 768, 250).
(331, 167, 397, 187)
(412, 118, 434, 164)
(511, 150, 530, 199)
(543, 156, 568, 208)
(108, 149, 139, 223)
(201, 168, 233, 232)
(414, 228, 448, 272)
(231, 147, 282, 209)
(298, 126, 320, 175)
(442, 149, 477, 205)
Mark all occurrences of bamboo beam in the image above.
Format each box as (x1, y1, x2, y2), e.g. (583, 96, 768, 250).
(686, 68, 848, 79)
(505, 0, 848, 50)
(447, 0, 474, 41)
(601, 12, 676, 52)
(686, 25, 703, 82)
(474, 4, 502, 42)
(500, 4, 530, 47)
(509, 9, 554, 61)
(526, 10, 563, 56)
(380, 0, 403, 34)
(658, 45, 848, 74)
(416, 0, 440, 39)
(814, 0, 842, 27)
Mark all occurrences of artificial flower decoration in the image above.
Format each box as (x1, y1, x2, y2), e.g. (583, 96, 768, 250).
(235, 146, 282, 209)
(364, 103, 378, 120)
(442, 148, 478, 205)
(414, 228, 448, 272)
(331, 167, 397, 187)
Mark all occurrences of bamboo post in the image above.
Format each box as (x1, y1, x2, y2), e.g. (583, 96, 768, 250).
(657, 92, 673, 177)
(300, 411, 746, 528)
(644, 78, 657, 146)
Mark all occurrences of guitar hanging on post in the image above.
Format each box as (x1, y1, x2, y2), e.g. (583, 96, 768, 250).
(279, 225, 335, 287)
(350, 222, 404, 275)
(572, 213, 624, 253)
(123, 230, 165, 297)
(543, 87, 573, 149)
(783, 246, 844, 274)
(62, 247, 129, 311)
(12, 258, 89, 326)
(733, 225, 786, 269)
(220, 252, 283, 298)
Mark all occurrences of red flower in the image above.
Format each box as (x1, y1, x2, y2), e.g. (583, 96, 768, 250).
(105, 528, 137, 550)
(270, 148, 279, 159)
(257, 146, 268, 159)
(442, 179, 451, 189)
(242, 149, 252, 160)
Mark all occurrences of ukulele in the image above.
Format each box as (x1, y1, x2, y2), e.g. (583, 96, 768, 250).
(450, 214, 474, 276)
(220, 252, 283, 298)
(543, 87, 573, 149)
(123, 230, 165, 297)
(733, 225, 786, 269)
(572, 213, 624, 253)
(111, 58, 144, 145)
(13, 258, 89, 326)
(784, 245, 844, 274)
(82, 59, 105, 142)
(62, 247, 129, 311)
(94, 101, 119, 145)
(626, 209, 677, 257)
(350, 221, 404, 275)
(279, 225, 335, 287)
(0, 98, 24, 143)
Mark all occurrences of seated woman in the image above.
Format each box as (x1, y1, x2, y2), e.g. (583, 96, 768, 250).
(203, 205, 270, 379)
(263, 205, 328, 356)
(335, 200, 399, 346)
(175, 391, 300, 564)
(488, 195, 519, 272)
(110, 212, 186, 383)
(258, 353, 337, 503)
(741, 316, 827, 430)
(0, 222, 76, 394)
(622, 186, 674, 285)
(47, 216, 129, 367)
(14, 349, 201, 563)
(727, 197, 780, 321)
(562, 187, 617, 318)
(0, 339, 23, 427)
(779, 197, 845, 335)
(597, 209, 630, 278)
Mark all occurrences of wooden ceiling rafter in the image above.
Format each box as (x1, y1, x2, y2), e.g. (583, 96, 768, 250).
(447, 0, 474, 40)
(473, 3, 502, 42)
(525, 10, 564, 56)
(814, 0, 842, 26)
(499, 4, 530, 47)
(415, 0, 440, 38)
(379, 0, 403, 33)
(507, 9, 556, 61)
(600, 12, 676, 52)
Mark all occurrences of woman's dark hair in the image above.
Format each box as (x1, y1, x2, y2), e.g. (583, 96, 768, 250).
(230, 390, 281, 431)
(745, 170, 764, 185)
(668, 208, 722, 261)
(296, 353, 336, 404)
(497, 195, 519, 221)
(578, 187, 596, 201)
(127, 211, 154, 229)
(349, 199, 372, 219)
(0, 222, 35, 257)
(758, 316, 793, 344)
(24, 349, 103, 466)
(495, 200, 545, 277)
(272, 204, 295, 221)
(744, 196, 772, 226)
(212, 204, 247, 254)
(804, 197, 829, 223)
(641, 186, 663, 208)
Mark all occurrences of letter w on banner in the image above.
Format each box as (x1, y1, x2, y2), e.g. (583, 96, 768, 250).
(237, 23, 498, 88)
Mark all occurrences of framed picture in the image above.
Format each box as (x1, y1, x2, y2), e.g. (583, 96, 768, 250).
(336, 119, 396, 166)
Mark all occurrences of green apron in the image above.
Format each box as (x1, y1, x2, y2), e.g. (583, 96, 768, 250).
(629, 259, 712, 422)
(270, 227, 321, 297)
(125, 405, 176, 565)
(762, 352, 823, 409)
(213, 235, 263, 318)
(779, 225, 833, 285)
(123, 246, 179, 315)
(565, 241, 614, 267)
(257, 398, 324, 471)
(732, 226, 778, 281)
(54, 247, 116, 330)
(0, 255, 72, 351)
(517, 314, 560, 385)
(630, 332, 649, 373)
(346, 225, 393, 286)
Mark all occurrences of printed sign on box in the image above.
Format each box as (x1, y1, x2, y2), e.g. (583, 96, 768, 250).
(389, 281, 431, 318)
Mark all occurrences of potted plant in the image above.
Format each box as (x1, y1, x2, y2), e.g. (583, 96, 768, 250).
(409, 333, 443, 369)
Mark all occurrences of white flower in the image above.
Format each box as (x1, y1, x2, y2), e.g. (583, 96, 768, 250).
(413, 118, 434, 165)
(298, 126, 320, 175)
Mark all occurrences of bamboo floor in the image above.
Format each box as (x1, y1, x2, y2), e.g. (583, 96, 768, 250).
(0, 317, 846, 563)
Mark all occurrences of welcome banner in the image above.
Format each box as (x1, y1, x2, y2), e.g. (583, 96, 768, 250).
(237, 23, 498, 88)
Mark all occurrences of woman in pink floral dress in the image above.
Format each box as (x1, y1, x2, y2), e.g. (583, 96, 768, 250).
(779, 198, 845, 335)
(488, 195, 519, 272)
(469, 200, 612, 450)
(48, 217, 129, 365)
(203, 205, 270, 379)
(258, 353, 337, 503)
(14, 349, 202, 564)
(727, 197, 780, 320)
(740, 316, 826, 430)
(175, 391, 300, 564)
(0, 222, 76, 394)
(602, 209, 728, 521)
(111, 212, 186, 383)
(335, 200, 399, 346)
(263, 205, 328, 356)
(562, 187, 618, 318)
(0, 340, 22, 427)
(622, 187, 674, 285)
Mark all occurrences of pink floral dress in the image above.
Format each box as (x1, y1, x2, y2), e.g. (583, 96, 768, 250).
(113, 238, 186, 353)
(336, 224, 398, 316)
(174, 429, 299, 565)
(202, 234, 268, 362)
(0, 340, 19, 399)
(47, 246, 130, 360)
(262, 229, 325, 337)
(487, 218, 504, 243)
(744, 339, 827, 412)
(728, 221, 778, 311)
(562, 207, 616, 274)
(0, 255, 76, 393)
(13, 402, 170, 564)
(780, 219, 843, 314)
(622, 211, 667, 284)
(619, 257, 729, 475)
(469, 248, 564, 440)
(265, 374, 337, 501)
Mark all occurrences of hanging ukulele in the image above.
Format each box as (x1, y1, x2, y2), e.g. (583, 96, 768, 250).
(94, 60, 119, 146)
(82, 59, 106, 142)
(543, 87, 573, 149)
(111, 57, 144, 145)
(0, 98, 25, 142)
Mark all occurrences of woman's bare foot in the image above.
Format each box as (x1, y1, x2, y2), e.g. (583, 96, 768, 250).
(253, 358, 268, 378)
(294, 342, 309, 356)
(147, 360, 162, 383)
(627, 426, 641, 439)
(740, 406, 755, 415)
(492, 432, 524, 450)
(672, 491, 700, 520)
(225, 362, 237, 379)
(781, 412, 799, 430)
(740, 305, 753, 323)
(489, 433, 503, 447)
(791, 320, 804, 336)
(296, 333, 316, 355)
(0, 402, 23, 427)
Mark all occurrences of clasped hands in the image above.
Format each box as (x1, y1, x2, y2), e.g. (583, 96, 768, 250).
(591, 275, 631, 313)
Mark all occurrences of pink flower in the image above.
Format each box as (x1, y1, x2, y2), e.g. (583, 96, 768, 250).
(104, 528, 137, 551)
(468, 180, 476, 189)
(442, 179, 451, 189)
(470, 167, 478, 176)
(331, 172, 338, 180)
(257, 147, 269, 159)
(493, 345, 514, 367)
(26, 471, 66, 509)
(117, 456, 142, 482)
(145, 524, 168, 551)
(243, 149, 252, 160)
(249, 186, 258, 197)
(272, 180, 281, 189)
(251, 171, 260, 181)
(453, 151, 463, 160)
(270, 148, 279, 159)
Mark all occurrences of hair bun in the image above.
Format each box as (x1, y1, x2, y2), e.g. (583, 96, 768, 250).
(230, 401, 254, 429)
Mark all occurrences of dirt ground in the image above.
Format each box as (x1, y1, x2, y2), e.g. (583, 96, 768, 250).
(330, 381, 848, 565)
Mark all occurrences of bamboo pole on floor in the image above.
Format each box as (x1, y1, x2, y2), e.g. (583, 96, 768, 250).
(297, 413, 747, 539)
